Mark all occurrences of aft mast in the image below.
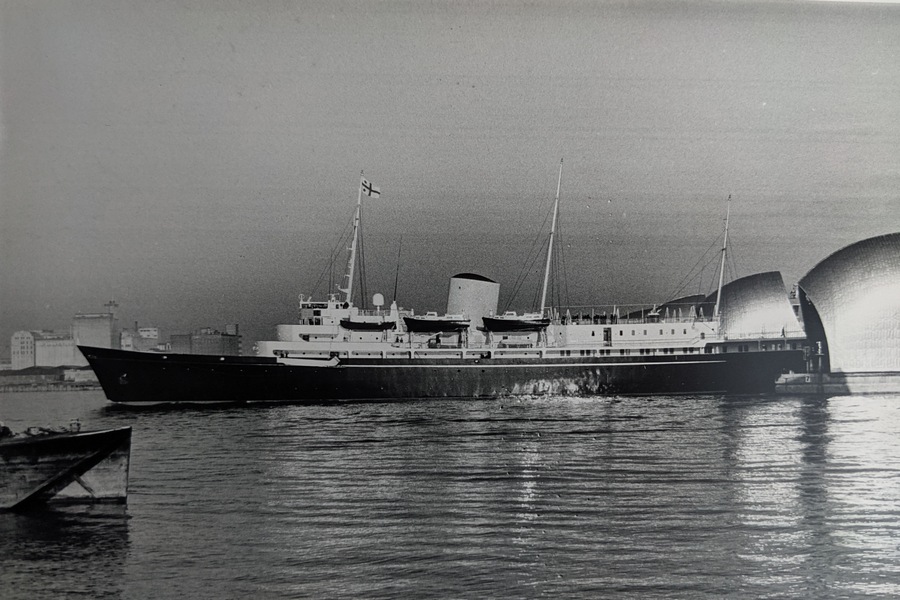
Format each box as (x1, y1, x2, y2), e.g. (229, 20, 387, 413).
(713, 195, 731, 320)
(539, 159, 563, 317)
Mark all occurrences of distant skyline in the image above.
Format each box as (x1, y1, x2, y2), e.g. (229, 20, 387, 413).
(2, 0, 899, 351)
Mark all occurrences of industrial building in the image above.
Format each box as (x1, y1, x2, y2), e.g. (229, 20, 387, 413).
(10, 303, 119, 370)
(120, 326, 163, 352)
(73, 311, 118, 350)
(169, 325, 242, 356)
(10, 331, 85, 369)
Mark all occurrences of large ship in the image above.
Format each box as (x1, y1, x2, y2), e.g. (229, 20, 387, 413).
(80, 166, 808, 404)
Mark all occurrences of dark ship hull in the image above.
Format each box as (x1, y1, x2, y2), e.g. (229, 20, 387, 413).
(79, 345, 804, 404)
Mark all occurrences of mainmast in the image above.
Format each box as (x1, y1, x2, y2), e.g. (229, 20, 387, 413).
(713, 195, 731, 319)
(339, 174, 365, 304)
(539, 159, 563, 316)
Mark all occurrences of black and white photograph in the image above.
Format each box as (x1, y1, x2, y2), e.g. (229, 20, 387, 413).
(2, 0, 899, 597)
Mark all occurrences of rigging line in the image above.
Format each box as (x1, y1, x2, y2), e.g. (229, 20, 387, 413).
(506, 212, 553, 309)
(511, 190, 556, 297)
(505, 221, 552, 312)
(696, 264, 706, 299)
(392, 236, 403, 302)
(665, 232, 723, 301)
(676, 232, 723, 298)
(311, 215, 355, 296)
(528, 241, 547, 312)
(505, 197, 557, 312)
(555, 216, 570, 312)
(704, 251, 724, 296)
(331, 225, 355, 291)
(714, 243, 739, 316)
(528, 274, 541, 313)
(508, 234, 548, 314)
(323, 208, 357, 295)
(531, 238, 549, 312)
(558, 251, 568, 315)
(727, 236, 741, 282)
(701, 250, 724, 299)
(322, 230, 351, 296)
(533, 220, 557, 311)
(550, 230, 561, 312)
(548, 244, 554, 310)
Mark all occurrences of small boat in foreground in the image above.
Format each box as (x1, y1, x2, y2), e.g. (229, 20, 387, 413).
(0, 426, 131, 510)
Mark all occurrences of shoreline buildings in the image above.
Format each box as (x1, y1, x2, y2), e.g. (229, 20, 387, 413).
(9, 307, 118, 370)
(10, 330, 85, 370)
(8, 301, 242, 370)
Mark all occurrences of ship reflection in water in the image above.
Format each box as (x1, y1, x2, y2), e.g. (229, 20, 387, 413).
(3, 390, 900, 598)
(726, 396, 900, 596)
(256, 394, 900, 599)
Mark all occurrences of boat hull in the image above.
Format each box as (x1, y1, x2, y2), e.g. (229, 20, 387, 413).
(79, 346, 805, 404)
(403, 316, 470, 333)
(0, 427, 132, 510)
(482, 316, 550, 332)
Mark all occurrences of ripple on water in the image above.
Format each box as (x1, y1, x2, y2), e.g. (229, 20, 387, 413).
(2, 393, 900, 598)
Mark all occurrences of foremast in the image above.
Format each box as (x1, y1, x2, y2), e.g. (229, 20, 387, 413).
(338, 173, 366, 304)
(279, 173, 396, 349)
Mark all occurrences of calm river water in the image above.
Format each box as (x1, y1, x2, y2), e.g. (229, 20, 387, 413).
(2, 390, 900, 599)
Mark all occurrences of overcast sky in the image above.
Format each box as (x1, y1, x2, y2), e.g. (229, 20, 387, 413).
(1, 0, 899, 350)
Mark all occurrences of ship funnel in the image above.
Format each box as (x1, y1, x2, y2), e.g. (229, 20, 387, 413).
(446, 273, 499, 344)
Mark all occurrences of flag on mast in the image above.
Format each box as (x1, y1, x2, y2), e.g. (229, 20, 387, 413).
(361, 178, 381, 198)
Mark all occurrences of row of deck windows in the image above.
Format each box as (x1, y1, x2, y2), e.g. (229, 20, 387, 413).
(733, 342, 797, 352)
(621, 329, 690, 336)
(569, 348, 701, 356)
(638, 347, 699, 355)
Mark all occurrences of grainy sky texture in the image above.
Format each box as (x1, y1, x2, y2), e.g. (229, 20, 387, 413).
(1, 0, 899, 349)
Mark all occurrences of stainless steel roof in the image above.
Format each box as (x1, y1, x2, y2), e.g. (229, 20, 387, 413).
(799, 233, 900, 373)
(712, 271, 803, 339)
